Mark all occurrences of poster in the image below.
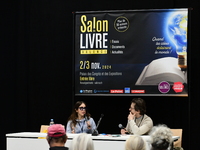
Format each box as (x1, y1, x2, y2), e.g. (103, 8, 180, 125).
(74, 9, 188, 96)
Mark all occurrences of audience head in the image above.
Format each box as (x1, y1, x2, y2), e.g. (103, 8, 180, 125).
(46, 124, 67, 147)
(69, 133, 94, 150)
(125, 135, 146, 150)
(149, 124, 173, 150)
(131, 98, 146, 115)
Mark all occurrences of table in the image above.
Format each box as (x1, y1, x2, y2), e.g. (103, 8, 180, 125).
(6, 132, 179, 150)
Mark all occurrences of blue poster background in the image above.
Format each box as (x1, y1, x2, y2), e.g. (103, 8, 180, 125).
(74, 9, 188, 96)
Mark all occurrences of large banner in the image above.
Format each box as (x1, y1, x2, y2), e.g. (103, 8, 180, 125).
(74, 9, 188, 96)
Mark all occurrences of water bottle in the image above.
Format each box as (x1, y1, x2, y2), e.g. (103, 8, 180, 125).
(50, 119, 54, 126)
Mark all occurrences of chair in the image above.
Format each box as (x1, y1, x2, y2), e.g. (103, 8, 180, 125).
(38, 125, 49, 139)
(40, 125, 49, 133)
(170, 129, 182, 148)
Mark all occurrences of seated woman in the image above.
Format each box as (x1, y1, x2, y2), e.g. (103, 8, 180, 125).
(66, 101, 96, 134)
(69, 133, 94, 150)
(125, 135, 146, 150)
(149, 124, 173, 150)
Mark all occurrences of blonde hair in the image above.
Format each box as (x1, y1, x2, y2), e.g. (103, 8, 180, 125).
(149, 124, 173, 150)
(69, 133, 94, 150)
(125, 135, 146, 150)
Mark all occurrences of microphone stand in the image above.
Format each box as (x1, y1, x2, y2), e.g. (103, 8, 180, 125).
(92, 114, 104, 136)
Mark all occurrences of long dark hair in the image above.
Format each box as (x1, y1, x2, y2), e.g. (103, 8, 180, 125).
(67, 101, 91, 128)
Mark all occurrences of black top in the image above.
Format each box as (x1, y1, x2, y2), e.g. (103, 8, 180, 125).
(49, 146, 69, 150)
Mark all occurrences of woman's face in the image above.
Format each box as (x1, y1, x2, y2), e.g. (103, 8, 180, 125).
(76, 103, 86, 118)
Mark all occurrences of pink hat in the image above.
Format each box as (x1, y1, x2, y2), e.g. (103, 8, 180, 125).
(47, 124, 66, 137)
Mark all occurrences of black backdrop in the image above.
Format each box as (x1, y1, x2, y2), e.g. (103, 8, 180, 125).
(1, 0, 200, 150)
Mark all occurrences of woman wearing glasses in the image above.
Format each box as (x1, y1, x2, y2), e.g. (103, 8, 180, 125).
(66, 101, 97, 134)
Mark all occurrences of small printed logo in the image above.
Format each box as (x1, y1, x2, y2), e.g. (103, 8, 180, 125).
(114, 16, 129, 32)
(131, 90, 145, 93)
(124, 87, 130, 93)
(110, 90, 123, 93)
(80, 90, 93, 94)
(94, 89, 109, 93)
(158, 81, 170, 93)
(172, 82, 184, 93)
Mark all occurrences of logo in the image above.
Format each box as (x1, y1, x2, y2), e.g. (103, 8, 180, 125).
(158, 81, 170, 93)
(131, 90, 145, 93)
(172, 82, 184, 93)
(124, 87, 130, 93)
(79, 90, 93, 94)
(110, 90, 123, 93)
(114, 16, 129, 32)
(94, 89, 109, 93)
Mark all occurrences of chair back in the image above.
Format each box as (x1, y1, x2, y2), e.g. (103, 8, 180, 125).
(38, 125, 49, 139)
(40, 125, 49, 133)
(170, 129, 182, 147)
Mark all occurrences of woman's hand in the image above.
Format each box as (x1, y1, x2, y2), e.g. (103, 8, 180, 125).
(71, 126, 75, 133)
(86, 121, 91, 129)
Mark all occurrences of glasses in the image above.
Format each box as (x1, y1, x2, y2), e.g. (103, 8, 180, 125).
(79, 107, 87, 111)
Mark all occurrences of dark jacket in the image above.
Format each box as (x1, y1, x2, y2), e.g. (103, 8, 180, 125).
(49, 146, 68, 150)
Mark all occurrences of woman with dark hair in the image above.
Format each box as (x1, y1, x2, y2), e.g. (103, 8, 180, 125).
(66, 101, 97, 134)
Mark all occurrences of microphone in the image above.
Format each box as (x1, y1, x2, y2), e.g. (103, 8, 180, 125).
(92, 114, 104, 136)
(85, 115, 91, 128)
(118, 124, 126, 129)
(119, 124, 129, 134)
(85, 114, 88, 121)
